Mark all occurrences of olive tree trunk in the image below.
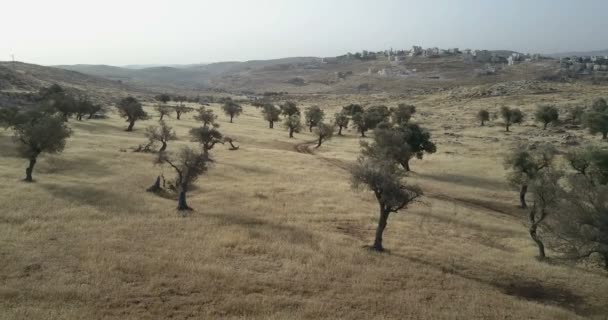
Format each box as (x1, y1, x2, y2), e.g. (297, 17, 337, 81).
(126, 119, 135, 131)
(146, 176, 162, 193)
(177, 190, 191, 211)
(24, 156, 37, 182)
(159, 141, 167, 152)
(316, 135, 323, 148)
(372, 208, 390, 251)
(528, 206, 546, 258)
(520, 184, 528, 208)
(338, 126, 343, 135)
(289, 127, 294, 138)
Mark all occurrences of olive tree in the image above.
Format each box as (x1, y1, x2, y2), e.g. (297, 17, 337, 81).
(190, 126, 223, 155)
(280, 101, 300, 117)
(342, 104, 364, 116)
(38, 84, 77, 121)
(144, 120, 177, 152)
(222, 101, 243, 123)
(500, 106, 524, 132)
(503, 144, 556, 208)
(304, 105, 324, 132)
(351, 157, 423, 251)
(583, 111, 608, 139)
(390, 104, 416, 125)
(552, 172, 608, 269)
(568, 106, 585, 124)
(117, 96, 149, 131)
(7, 110, 72, 182)
(74, 97, 98, 121)
(534, 105, 559, 130)
(155, 94, 171, 105)
(351, 106, 390, 137)
(158, 147, 212, 211)
(283, 114, 302, 138)
(314, 122, 334, 148)
(477, 109, 490, 126)
(193, 106, 219, 128)
(591, 98, 608, 112)
(174, 105, 193, 120)
(527, 169, 562, 258)
(362, 123, 436, 172)
(260, 103, 281, 128)
(156, 104, 172, 121)
(334, 111, 350, 135)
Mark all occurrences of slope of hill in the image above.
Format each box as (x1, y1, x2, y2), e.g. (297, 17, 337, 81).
(0, 62, 148, 104)
(549, 49, 608, 58)
(58, 56, 561, 96)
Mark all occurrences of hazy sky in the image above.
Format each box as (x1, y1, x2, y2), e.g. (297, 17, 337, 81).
(2, 0, 607, 66)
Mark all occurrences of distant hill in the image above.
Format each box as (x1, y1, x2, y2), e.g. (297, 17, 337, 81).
(548, 49, 608, 58)
(56, 55, 560, 95)
(0, 61, 147, 105)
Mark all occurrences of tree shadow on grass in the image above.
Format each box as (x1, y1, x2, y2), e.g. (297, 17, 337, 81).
(417, 172, 509, 192)
(35, 156, 112, 177)
(41, 183, 145, 214)
(389, 252, 597, 317)
(204, 211, 317, 248)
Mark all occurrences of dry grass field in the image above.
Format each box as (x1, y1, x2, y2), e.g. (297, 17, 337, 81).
(2, 84, 608, 319)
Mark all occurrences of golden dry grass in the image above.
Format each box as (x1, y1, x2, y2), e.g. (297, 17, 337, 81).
(1, 87, 608, 319)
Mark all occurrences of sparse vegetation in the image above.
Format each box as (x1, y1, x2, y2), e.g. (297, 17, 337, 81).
(334, 111, 349, 135)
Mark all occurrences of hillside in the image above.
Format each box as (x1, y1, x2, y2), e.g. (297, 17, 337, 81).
(57, 56, 562, 96)
(0, 61, 148, 105)
(549, 49, 608, 58)
(2, 87, 608, 318)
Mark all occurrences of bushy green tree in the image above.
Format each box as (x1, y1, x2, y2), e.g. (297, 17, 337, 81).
(305, 105, 324, 132)
(351, 106, 390, 137)
(280, 101, 300, 117)
(500, 106, 524, 132)
(283, 114, 302, 138)
(362, 123, 436, 171)
(260, 103, 281, 128)
(390, 104, 416, 124)
(534, 105, 559, 130)
(190, 126, 223, 155)
(334, 111, 350, 135)
(117, 96, 149, 131)
(222, 101, 243, 123)
(7, 110, 72, 182)
(477, 109, 490, 126)
(583, 111, 608, 139)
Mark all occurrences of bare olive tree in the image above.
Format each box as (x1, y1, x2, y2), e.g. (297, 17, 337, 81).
(159, 147, 212, 211)
(144, 120, 177, 152)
